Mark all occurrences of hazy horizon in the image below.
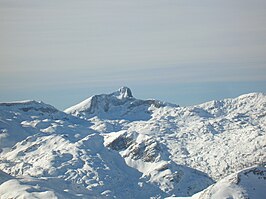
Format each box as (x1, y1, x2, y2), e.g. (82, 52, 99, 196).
(1, 0, 266, 110)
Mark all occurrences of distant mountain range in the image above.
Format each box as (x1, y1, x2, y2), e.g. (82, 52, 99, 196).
(0, 87, 265, 198)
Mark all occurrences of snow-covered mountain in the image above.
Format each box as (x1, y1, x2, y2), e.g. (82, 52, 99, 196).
(0, 87, 265, 198)
(169, 166, 266, 199)
(0, 100, 164, 198)
(65, 86, 177, 121)
(199, 166, 266, 199)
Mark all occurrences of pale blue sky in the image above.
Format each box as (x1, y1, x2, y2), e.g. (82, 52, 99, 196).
(1, 0, 266, 110)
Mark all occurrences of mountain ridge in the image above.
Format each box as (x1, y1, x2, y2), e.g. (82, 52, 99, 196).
(0, 88, 265, 198)
(64, 87, 178, 121)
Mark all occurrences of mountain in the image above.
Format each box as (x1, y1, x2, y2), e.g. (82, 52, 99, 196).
(0, 100, 165, 198)
(199, 166, 266, 199)
(0, 100, 60, 151)
(0, 87, 265, 198)
(70, 88, 265, 180)
(169, 166, 266, 199)
(65, 86, 177, 121)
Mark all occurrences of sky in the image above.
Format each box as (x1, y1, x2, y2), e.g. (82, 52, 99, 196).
(1, 0, 266, 110)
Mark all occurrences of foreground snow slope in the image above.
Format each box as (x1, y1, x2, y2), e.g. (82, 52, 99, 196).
(167, 166, 266, 199)
(0, 101, 164, 198)
(0, 87, 265, 198)
(0, 169, 71, 199)
(199, 166, 266, 199)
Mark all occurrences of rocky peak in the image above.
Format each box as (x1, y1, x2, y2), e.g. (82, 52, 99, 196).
(113, 86, 133, 99)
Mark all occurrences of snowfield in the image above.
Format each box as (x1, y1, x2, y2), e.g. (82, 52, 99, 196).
(0, 87, 265, 198)
(168, 166, 266, 199)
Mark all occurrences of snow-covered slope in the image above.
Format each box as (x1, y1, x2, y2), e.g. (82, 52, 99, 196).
(65, 86, 177, 121)
(81, 90, 265, 181)
(198, 166, 266, 199)
(167, 166, 266, 199)
(104, 130, 214, 196)
(0, 100, 61, 152)
(0, 100, 166, 198)
(0, 87, 265, 198)
(0, 100, 93, 150)
(0, 169, 69, 199)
